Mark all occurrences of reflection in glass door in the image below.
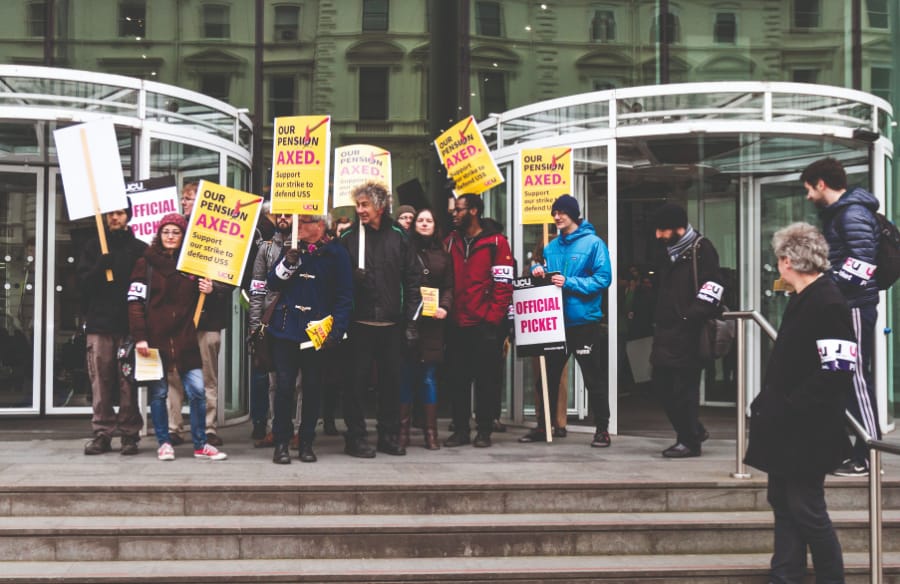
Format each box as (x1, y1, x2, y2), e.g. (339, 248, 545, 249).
(0, 168, 42, 413)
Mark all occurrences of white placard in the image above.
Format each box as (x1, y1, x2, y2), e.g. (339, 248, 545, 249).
(53, 120, 128, 220)
(512, 276, 566, 357)
(125, 176, 180, 244)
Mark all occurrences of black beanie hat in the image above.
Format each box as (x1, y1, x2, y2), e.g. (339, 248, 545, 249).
(652, 203, 688, 230)
(550, 194, 580, 220)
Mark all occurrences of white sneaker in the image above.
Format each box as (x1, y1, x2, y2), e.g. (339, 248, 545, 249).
(157, 443, 175, 461)
(194, 443, 227, 461)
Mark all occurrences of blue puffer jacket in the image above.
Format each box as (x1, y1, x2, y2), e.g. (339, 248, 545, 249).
(266, 239, 353, 343)
(535, 220, 612, 326)
(821, 187, 880, 308)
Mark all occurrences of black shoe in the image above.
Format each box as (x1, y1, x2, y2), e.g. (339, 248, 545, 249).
(120, 435, 139, 456)
(591, 430, 611, 448)
(662, 443, 701, 458)
(699, 427, 710, 443)
(84, 435, 111, 455)
(553, 427, 567, 438)
(492, 419, 507, 433)
(251, 421, 266, 441)
(832, 458, 869, 477)
(272, 443, 291, 464)
(169, 434, 185, 446)
(323, 419, 340, 436)
(344, 436, 376, 458)
(376, 435, 407, 456)
(518, 428, 546, 443)
(473, 432, 492, 448)
(443, 431, 470, 447)
(298, 443, 318, 463)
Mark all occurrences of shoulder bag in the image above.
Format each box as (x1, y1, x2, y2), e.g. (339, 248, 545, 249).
(691, 237, 736, 361)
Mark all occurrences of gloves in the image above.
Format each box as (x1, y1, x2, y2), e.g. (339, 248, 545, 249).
(353, 268, 368, 286)
(404, 322, 420, 351)
(321, 332, 341, 351)
(283, 247, 300, 266)
(98, 253, 114, 270)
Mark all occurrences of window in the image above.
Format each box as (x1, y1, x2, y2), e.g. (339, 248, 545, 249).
(713, 13, 736, 44)
(269, 75, 296, 119)
(27, 2, 46, 38)
(362, 0, 388, 32)
(359, 67, 388, 120)
(650, 11, 679, 44)
(871, 67, 891, 101)
(867, 0, 888, 28)
(591, 10, 615, 42)
(200, 74, 230, 102)
(794, 0, 819, 28)
(274, 5, 300, 41)
(792, 69, 819, 84)
(476, 2, 502, 37)
(481, 71, 507, 115)
(118, 1, 146, 37)
(203, 4, 230, 38)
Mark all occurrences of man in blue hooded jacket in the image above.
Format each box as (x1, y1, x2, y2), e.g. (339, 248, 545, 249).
(520, 195, 613, 447)
(802, 157, 881, 477)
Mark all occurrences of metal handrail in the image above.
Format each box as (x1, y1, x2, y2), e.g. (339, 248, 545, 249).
(724, 309, 899, 584)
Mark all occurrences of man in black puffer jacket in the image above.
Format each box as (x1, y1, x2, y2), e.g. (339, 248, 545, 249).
(77, 204, 147, 455)
(802, 157, 881, 477)
(650, 204, 724, 458)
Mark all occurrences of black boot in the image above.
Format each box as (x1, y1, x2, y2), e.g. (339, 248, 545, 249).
(376, 434, 407, 456)
(298, 441, 317, 463)
(272, 442, 291, 464)
(251, 420, 266, 440)
(344, 435, 376, 458)
(323, 418, 340, 436)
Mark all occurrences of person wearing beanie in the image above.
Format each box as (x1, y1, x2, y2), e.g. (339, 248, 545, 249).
(395, 205, 416, 231)
(128, 213, 227, 461)
(521, 194, 613, 448)
(649, 203, 723, 458)
(77, 205, 148, 455)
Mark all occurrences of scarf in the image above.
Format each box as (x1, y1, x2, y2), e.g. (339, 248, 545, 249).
(666, 224, 699, 263)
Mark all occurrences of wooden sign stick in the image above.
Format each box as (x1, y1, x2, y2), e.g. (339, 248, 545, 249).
(193, 292, 207, 328)
(292, 214, 299, 249)
(80, 127, 113, 282)
(358, 220, 366, 269)
(541, 223, 552, 442)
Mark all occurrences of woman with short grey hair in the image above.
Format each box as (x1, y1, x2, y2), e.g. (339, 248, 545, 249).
(770, 222, 831, 275)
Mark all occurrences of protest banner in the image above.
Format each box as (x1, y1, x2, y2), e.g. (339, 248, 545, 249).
(125, 176, 179, 244)
(333, 144, 392, 208)
(512, 275, 566, 442)
(177, 180, 263, 325)
(54, 120, 129, 281)
(521, 147, 573, 225)
(434, 115, 504, 196)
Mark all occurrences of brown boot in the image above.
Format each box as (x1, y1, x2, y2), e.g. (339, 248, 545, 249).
(424, 403, 440, 450)
(399, 403, 411, 449)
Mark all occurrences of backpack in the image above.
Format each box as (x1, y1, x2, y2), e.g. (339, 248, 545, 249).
(873, 211, 900, 290)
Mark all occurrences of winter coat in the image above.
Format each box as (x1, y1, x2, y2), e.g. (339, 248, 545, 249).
(650, 235, 724, 369)
(821, 186, 880, 308)
(536, 220, 612, 326)
(77, 227, 147, 334)
(340, 217, 422, 324)
(444, 219, 514, 328)
(241, 215, 276, 291)
(413, 243, 454, 363)
(266, 239, 353, 344)
(196, 282, 230, 332)
(744, 275, 854, 476)
(127, 245, 202, 374)
(248, 231, 287, 331)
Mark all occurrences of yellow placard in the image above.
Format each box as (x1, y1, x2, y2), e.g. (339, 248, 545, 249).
(434, 115, 504, 196)
(333, 144, 392, 208)
(271, 115, 332, 215)
(177, 180, 263, 287)
(305, 315, 334, 351)
(421, 286, 438, 317)
(521, 147, 574, 225)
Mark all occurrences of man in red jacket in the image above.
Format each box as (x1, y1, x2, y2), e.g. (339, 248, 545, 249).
(443, 194, 514, 448)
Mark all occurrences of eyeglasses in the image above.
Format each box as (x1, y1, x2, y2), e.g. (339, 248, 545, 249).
(452, 207, 468, 214)
(160, 230, 182, 237)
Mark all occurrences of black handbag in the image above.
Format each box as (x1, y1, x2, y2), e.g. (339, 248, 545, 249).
(249, 291, 280, 372)
(691, 237, 736, 361)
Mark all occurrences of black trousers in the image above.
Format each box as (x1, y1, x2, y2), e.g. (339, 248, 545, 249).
(343, 323, 402, 438)
(446, 323, 504, 435)
(271, 337, 322, 444)
(767, 473, 844, 583)
(652, 365, 703, 450)
(541, 322, 609, 432)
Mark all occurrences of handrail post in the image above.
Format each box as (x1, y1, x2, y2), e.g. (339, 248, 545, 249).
(869, 447, 882, 584)
(731, 317, 750, 479)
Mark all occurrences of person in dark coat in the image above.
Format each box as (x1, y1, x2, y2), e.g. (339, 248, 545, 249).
(128, 213, 227, 462)
(77, 205, 147, 455)
(400, 208, 453, 450)
(649, 203, 723, 458)
(744, 222, 853, 584)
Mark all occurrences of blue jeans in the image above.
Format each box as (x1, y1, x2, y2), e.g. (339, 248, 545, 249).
(149, 369, 206, 449)
(399, 362, 437, 405)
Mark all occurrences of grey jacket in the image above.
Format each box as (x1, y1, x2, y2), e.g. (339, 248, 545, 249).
(248, 231, 287, 331)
